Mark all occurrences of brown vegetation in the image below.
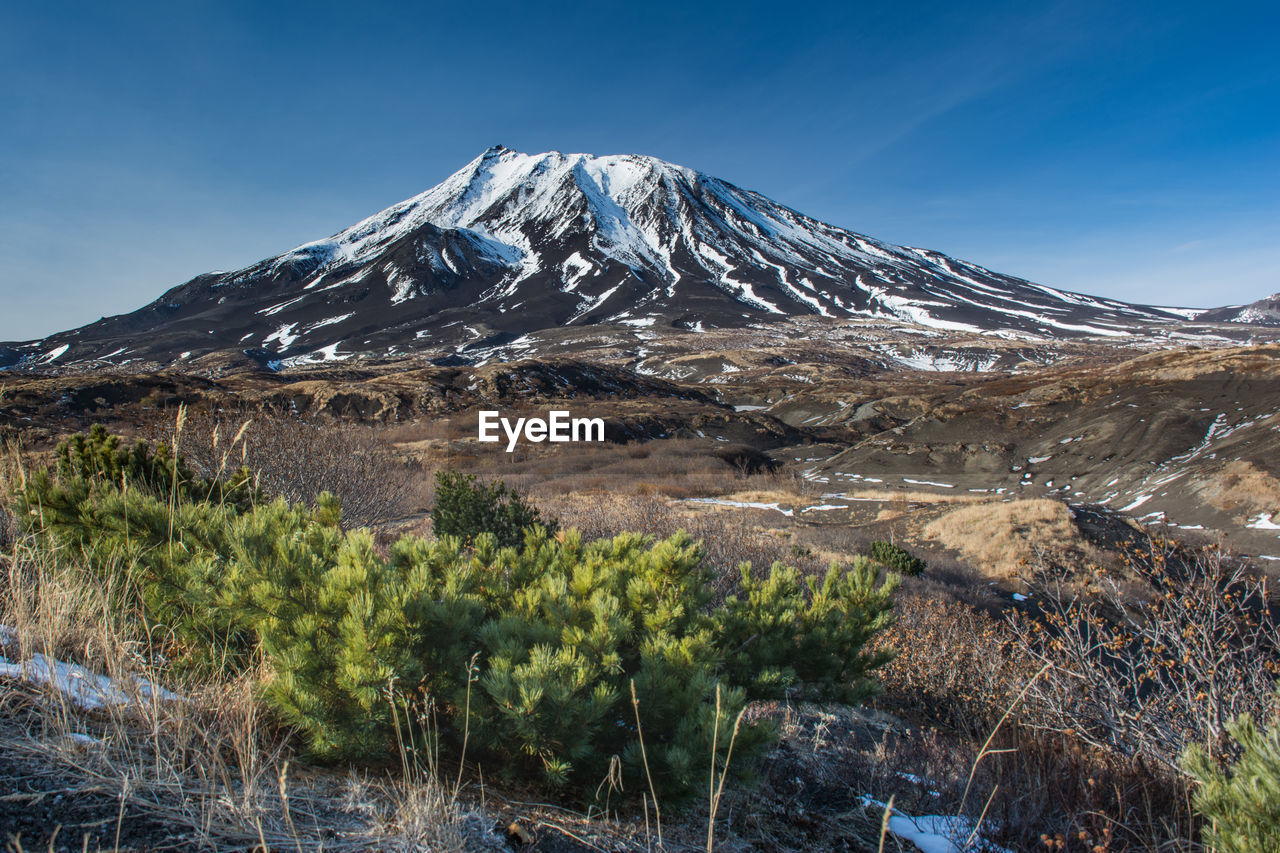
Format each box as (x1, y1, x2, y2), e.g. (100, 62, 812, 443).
(145, 407, 430, 528)
(923, 498, 1104, 578)
(1198, 458, 1280, 520)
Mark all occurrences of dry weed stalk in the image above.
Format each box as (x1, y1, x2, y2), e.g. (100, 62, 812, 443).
(705, 683, 747, 853)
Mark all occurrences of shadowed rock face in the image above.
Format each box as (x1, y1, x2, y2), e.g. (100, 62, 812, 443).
(3, 147, 1224, 369)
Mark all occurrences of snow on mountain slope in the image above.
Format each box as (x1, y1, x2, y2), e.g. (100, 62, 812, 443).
(1195, 292, 1280, 326)
(0, 146, 1233, 367)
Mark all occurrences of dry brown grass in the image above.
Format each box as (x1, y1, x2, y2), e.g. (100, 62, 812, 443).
(398, 429, 780, 502)
(1197, 458, 1280, 520)
(839, 489, 988, 505)
(922, 498, 1101, 578)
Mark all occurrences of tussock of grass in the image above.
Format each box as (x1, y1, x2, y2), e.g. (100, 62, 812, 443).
(922, 498, 1100, 577)
(1199, 459, 1280, 520)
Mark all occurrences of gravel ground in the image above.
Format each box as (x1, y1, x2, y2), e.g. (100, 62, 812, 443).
(0, 745, 192, 852)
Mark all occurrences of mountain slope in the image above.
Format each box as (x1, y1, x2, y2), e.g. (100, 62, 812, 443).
(2, 146, 1217, 368)
(1195, 292, 1280, 326)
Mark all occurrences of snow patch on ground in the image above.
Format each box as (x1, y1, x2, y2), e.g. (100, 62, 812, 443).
(0, 651, 181, 711)
(681, 498, 794, 516)
(1249, 513, 1280, 531)
(1119, 494, 1153, 512)
(263, 323, 299, 350)
(860, 796, 1007, 852)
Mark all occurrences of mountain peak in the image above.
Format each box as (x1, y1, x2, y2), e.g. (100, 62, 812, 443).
(4, 148, 1240, 368)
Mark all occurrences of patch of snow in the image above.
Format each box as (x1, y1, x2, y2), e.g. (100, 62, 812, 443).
(1119, 495, 1153, 512)
(682, 498, 794, 516)
(1156, 305, 1204, 320)
(560, 252, 594, 292)
(865, 284, 984, 333)
(258, 295, 306, 316)
(1249, 513, 1280, 531)
(307, 312, 354, 332)
(0, 652, 181, 711)
(903, 478, 955, 488)
(263, 323, 299, 350)
(896, 772, 942, 797)
(860, 796, 1008, 853)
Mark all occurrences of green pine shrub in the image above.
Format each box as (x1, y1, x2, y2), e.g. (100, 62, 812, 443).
(1184, 699, 1280, 853)
(47, 423, 256, 511)
(716, 561, 897, 703)
(430, 471, 557, 549)
(16, 425, 260, 671)
(14, 429, 901, 806)
(869, 540, 926, 576)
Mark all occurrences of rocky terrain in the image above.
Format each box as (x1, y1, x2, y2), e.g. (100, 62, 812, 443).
(4, 325, 1278, 566)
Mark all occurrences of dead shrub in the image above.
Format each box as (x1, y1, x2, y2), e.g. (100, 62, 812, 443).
(1012, 538, 1280, 774)
(873, 594, 1039, 736)
(146, 406, 428, 528)
(973, 726, 1196, 851)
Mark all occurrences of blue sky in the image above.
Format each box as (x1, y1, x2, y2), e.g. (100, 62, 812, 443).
(2, 0, 1277, 339)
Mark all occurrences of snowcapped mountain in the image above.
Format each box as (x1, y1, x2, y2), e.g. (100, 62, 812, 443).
(0, 146, 1228, 367)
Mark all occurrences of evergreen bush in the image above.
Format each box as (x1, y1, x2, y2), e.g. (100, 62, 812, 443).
(1184, 698, 1280, 853)
(16, 425, 259, 671)
(717, 561, 897, 703)
(49, 423, 255, 510)
(15, 428, 901, 806)
(869, 539, 926, 576)
(430, 471, 556, 549)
